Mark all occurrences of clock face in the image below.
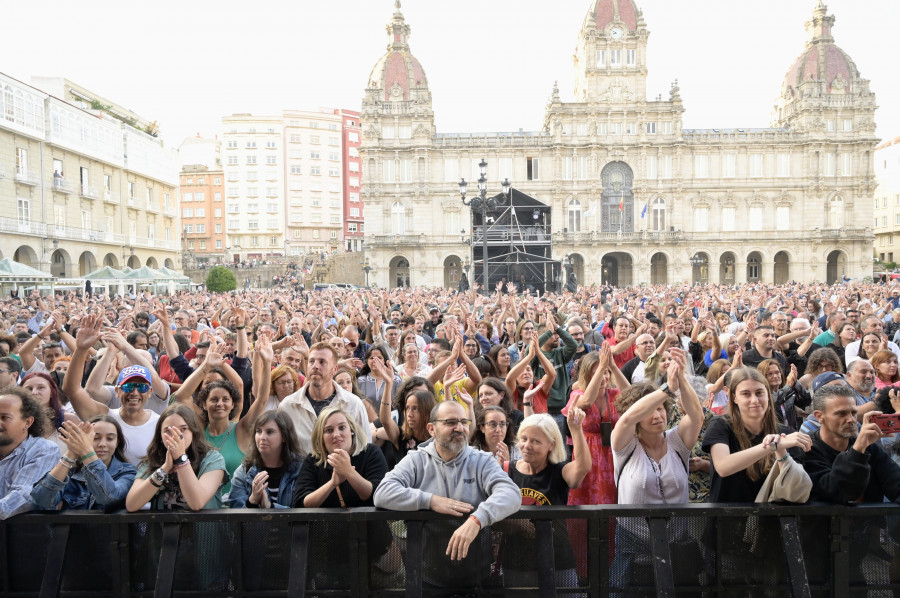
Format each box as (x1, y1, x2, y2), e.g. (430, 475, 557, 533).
(610, 26, 624, 40)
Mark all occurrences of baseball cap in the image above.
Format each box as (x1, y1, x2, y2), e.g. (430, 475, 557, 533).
(811, 371, 846, 394)
(117, 365, 152, 386)
(429, 306, 439, 313)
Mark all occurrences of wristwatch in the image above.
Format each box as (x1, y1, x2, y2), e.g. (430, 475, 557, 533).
(173, 454, 189, 467)
(152, 468, 167, 485)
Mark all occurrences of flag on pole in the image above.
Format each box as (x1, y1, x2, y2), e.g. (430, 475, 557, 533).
(641, 201, 649, 218)
(583, 202, 595, 217)
(618, 190, 624, 212)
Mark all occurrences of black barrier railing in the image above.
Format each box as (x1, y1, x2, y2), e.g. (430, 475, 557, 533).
(1, 503, 899, 597)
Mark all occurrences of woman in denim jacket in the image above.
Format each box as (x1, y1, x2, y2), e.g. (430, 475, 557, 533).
(31, 415, 136, 510)
(229, 410, 304, 509)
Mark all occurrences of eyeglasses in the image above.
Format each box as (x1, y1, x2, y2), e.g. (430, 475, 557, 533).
(521, 327, 535, 331)
(119, 382, 150, 394)
(483, 421, 509, 429)
(433, 418, 472, 427)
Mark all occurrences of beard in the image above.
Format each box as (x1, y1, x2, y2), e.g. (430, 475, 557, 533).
(437, 432, 467, 455)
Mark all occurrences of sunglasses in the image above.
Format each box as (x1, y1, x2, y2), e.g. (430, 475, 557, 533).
(119, 382, 150, 394)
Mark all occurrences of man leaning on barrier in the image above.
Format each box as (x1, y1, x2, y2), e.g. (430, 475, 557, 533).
(798, 383, 900, 586)
(374, 400, 521, 593)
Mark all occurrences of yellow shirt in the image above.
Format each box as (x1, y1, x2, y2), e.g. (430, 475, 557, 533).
(433, 379, 468, 405)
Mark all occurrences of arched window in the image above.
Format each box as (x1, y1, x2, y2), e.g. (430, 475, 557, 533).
(651, 197, 665, 231)
(567, 199, 582, 232)
(827, 196, 844, 228)
(391, 201, 406, 235)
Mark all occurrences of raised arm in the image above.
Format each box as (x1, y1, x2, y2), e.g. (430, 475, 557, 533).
(562, 406, 591, 488)
(667, 348, 703, 449)
(371, 360, 400, 448)
(61, 315, 110, 420)
(575, 344, 610, 411)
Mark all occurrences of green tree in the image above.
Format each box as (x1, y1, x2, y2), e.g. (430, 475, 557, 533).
(205, 266, 237, 292)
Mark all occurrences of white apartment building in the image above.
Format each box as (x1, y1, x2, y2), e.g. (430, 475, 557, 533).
(0, 73, 179, 278)
(283, 109, 345, 255)
(222, 115, 284, 262)
(874, 136, 900, 265)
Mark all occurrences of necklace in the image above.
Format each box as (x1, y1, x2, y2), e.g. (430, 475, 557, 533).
(207, 422, 235, 451)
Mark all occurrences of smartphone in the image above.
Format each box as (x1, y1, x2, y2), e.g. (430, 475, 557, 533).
(871, 414, 900, 434)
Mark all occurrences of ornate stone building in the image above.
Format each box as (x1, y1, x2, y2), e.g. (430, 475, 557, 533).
(360, 0, 877, 288)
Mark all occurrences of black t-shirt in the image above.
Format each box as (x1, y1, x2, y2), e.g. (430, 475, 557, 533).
(621, 355, 643, 383)
(504, 460, 576, 570)
(702, 416, 797, 502)
(308, 391, 336, 416)
(741, 348, 788, 371)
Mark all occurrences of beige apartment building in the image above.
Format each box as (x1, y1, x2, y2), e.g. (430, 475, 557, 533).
(283, 110, 346, 255)
(874, 136, 900, 265)
(360, 1, 878, 288)
(0, 74, 179, 278)
(221, 115, 285, 262)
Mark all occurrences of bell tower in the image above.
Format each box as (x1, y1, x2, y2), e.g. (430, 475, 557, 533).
(574, 0, 649, 102)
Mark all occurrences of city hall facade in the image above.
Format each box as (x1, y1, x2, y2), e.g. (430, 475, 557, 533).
(359, 0, 877, 288)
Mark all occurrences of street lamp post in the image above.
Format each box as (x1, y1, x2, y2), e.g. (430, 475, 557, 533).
(689, 252, 706, 284)
(459, 159, 510, 291)
(362, 258, 372, 287)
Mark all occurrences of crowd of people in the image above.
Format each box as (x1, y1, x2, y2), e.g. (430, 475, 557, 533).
(1, 279, 900, 592)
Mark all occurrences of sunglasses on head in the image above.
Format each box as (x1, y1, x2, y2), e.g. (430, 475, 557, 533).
(119, 382, 150, 394)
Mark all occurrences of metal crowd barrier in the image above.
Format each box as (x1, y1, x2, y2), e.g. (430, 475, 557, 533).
(1, 503, 899, 597)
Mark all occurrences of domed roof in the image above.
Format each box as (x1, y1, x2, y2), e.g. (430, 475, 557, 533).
(367, 1, 429, 102)
(592, 0, 641, 32)
(782, 2, 860, 97)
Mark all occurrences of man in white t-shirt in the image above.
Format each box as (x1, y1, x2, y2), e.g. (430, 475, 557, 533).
(62, 316, 160, 464)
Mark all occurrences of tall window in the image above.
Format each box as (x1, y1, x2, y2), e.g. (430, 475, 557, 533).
(749, 154, 763, 177)
(694, 207, 709, 232)
(722, 206, 736, 232)
(776, 206, 790, 231)
(824, 153, 836, 177)
(660, 155, 672, 179)
(527, 157, 540, 181)
(17, 198, 29, 224)
(646, 155, 658, 180)
(15, 147, 27, 176)
(651, 197, 665, 232)
(777, 153, 791, 177)
(748, 205, 763, 231)
(827, 196, 844, 228)
(562, 157, 573, 180)
(391, 202, 406, 235)
(723, 154, 736, 178)
(567, 200, 582, 232)
(695, 155, 709, 178)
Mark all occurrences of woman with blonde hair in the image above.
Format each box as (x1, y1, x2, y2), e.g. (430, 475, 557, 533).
(292, 406, 391, 590)
(502, 407, 590, 588)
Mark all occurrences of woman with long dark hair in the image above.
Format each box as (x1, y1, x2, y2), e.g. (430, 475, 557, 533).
(470, 405, 519, 465)
(229, 411, 304, 508)
(21, 372, 72, 449)
(125, 404, 228, 511)
(475, 376, 524, 434)
(31, 414, 136, 510)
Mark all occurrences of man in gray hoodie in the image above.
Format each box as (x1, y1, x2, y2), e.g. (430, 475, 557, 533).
(374, 400, 521, 590)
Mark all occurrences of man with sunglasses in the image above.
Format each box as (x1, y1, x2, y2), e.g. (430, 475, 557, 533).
(62, 315, 160, 464)
(375, 400, 520, 591)
(341, 325, 369, 362)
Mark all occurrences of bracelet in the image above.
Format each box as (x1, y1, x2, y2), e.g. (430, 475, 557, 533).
(235, 325, 246, 330)
(380, 402, 392, 407)
(775, 454, 790, 462)
(173, 459, 191, 471)
(60, 455, 77, 467)
(469, 515, 482, 528)
(523, 402, 533, 407)
(58, 459, 74, 469)
(78, 451, 96, 462)
(149, 476, 163, 488)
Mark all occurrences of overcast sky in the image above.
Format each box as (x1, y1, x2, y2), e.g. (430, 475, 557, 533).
(5, 0, 898, 149)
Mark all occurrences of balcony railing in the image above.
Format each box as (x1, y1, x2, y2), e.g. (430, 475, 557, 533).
(15, 171, 40, 186)
(80, 186, 99, 200)
(103, 191, 120, 204)
(2, 503, 898, 597)
(0, 217, 46, 236)
(52, 178, 75, 194)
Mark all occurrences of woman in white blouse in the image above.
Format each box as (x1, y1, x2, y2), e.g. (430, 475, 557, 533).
(609, 347, 703, 593)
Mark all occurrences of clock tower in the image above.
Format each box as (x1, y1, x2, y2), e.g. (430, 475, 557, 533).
(574, 0, 649, 102)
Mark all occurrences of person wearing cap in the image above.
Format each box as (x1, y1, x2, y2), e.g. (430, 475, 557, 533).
(799, 371, 850, 435)
(62, 315, 160, 464)
(423, 307, 442, 341)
